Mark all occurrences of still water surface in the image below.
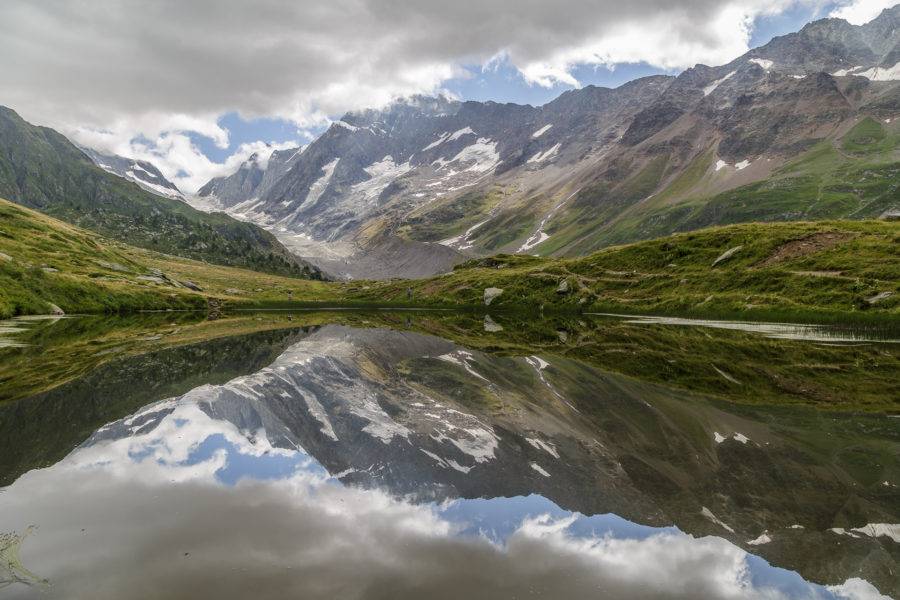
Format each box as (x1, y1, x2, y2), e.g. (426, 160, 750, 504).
(0, 313, 897, 599)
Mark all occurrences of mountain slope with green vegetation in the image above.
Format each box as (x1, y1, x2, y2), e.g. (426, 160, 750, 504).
(3, 191, 897, 325)
(0, 198, 336, 318)
(0, 106, 321, 278)
(348, 219, 900, 319)
(534, 80, 900, 258)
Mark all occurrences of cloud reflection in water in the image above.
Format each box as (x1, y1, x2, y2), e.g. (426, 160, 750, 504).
(0, 395, 886, 600)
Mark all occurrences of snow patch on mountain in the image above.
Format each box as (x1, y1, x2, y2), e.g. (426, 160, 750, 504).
(530, 462, 551, 477)
(439, 219, 490, 250)
(435, 426, 499, 464)
(124, 171, 184, 199)
(448, 126, 476, 141)
(831, 65, 865, 77)
(747, 533, 772, 545)
(349, 390, 411, 444)
(526, 437, 560, 459)
(130, 162, 152, 177)
(532, 124, 553, 138)
(528, 143, 561, 164)
(749, 58, 773, 70)
(856, 61, 900, 81)
(350, 156, 412, 202)
(517, 187, 581, 254)
(299, 158, 340, 211)
(701, 506, 736, 533)
(332, 120, 359, 132)
(830, 523, 900, 543)
(423, 132, 452, 151)
(437, 350, 489, 381)
(449, 138, 500, 173)
(703, 71, 736, 96)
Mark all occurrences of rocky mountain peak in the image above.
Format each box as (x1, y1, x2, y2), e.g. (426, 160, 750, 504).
(341, 94, 462, 129)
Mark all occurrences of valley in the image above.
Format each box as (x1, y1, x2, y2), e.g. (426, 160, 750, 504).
(1, 5, 900, 599)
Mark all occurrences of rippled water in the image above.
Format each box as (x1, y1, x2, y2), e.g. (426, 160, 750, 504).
(0, 316, 897, 599)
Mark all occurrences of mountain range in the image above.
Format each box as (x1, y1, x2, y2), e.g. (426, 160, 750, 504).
(0, 107, 321, 279)
(3, 9, 900, 281)
(189, 7, 900, 279)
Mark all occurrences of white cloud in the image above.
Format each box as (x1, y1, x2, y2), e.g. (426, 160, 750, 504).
(0, 431, 837, 600)
(829, 0, 898, 24)
(0, 0, 840, 189)
(66, 119, 299, 192)
(828, 578, 894, 600)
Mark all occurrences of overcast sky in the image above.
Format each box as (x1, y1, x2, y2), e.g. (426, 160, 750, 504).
(1, 0, 898, 192)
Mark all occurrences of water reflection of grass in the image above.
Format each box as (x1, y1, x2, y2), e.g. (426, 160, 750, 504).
(2, 308, 897, 415)
(0, 526, 49, 591)
(373, 310, 900, 413)
(0, 312, 312, 403)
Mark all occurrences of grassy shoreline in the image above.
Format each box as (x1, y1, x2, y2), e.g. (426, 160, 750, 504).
(2, 197, 897, 324)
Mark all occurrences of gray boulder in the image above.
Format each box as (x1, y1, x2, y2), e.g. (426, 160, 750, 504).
(484, 288, 503, 305)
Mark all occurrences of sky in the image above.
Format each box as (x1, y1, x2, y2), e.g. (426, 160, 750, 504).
(1, 0, 899, 192)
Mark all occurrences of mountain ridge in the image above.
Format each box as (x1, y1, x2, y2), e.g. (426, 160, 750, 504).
(0, 106, 322, 278)
(181, 8, 900, 280)
(79, 146, 185, 201)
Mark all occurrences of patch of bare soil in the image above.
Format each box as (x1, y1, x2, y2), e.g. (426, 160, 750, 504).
(761, 369, 846, 404)
(757, 232, 855, 267)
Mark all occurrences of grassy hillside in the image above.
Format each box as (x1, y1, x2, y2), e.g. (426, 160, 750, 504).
(0, 198, 336, 318)
(346, 219, 900, 319)
(4, 193, 897, 324)
(545, 116, 900, 257)
(0, 106, 321, 279)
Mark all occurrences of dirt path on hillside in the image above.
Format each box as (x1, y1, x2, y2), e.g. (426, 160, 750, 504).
(756, 232, 855, 267)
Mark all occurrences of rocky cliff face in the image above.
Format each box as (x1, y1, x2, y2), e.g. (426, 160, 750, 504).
(188, 8, 900, 279)
(196, 146, 306, 209)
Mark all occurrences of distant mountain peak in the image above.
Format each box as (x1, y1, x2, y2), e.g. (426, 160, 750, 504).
(78, 146, 184, 201)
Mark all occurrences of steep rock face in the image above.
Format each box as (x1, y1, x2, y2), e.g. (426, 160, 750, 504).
(80, 147, 184, 200)
(196, 146, 306, 210)
(187, 9, 900, 278)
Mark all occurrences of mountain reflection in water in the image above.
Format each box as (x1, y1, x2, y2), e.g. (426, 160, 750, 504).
(0, 324, 897, 599)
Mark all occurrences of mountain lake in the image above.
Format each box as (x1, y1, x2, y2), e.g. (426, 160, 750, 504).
(0, 310, 897, 599)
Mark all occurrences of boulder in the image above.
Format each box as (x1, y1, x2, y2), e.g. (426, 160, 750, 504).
(865, 291, 893, 304)
(483, 315, 503, 332)
(177, 280, 203, 291)
(712, 245, 743, 267)
(557, 279, 569, 293)
(46, 302, 65, 315)
(484, 287, 503, 305)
